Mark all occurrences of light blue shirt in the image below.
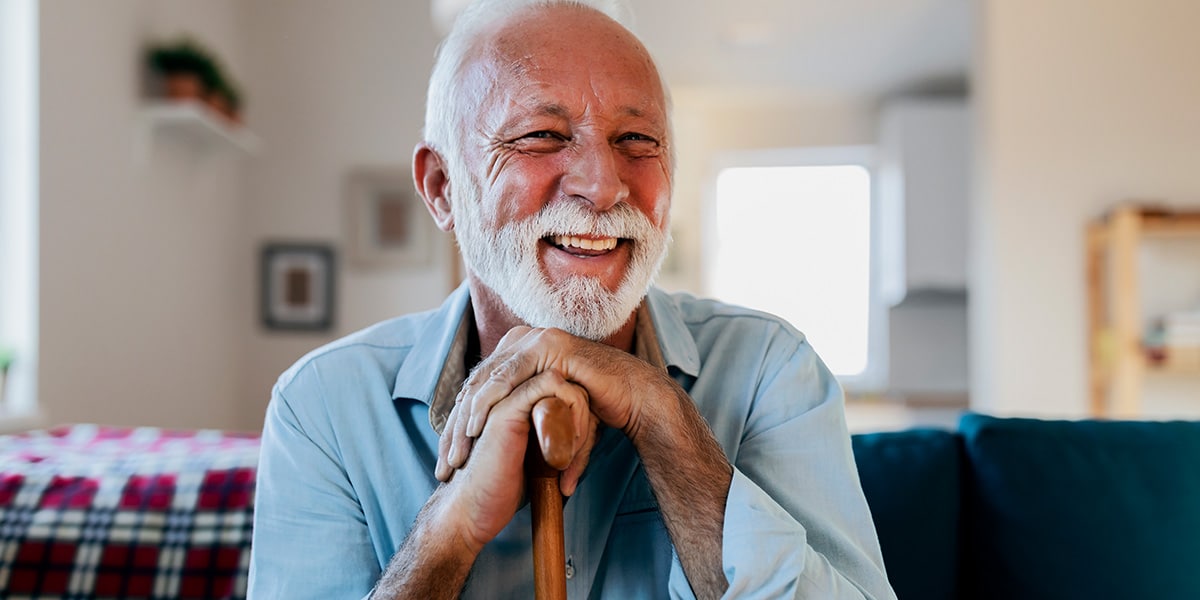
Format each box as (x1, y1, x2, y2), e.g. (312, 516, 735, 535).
(249, 284, 895, 599)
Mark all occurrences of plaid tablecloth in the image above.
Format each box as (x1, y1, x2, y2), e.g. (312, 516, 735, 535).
(0, 425, 260, 599)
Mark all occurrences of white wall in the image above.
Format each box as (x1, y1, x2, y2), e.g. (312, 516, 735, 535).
(237, 0, 450, 428)
(39, 0, 249, 429)
(971, 0, 1200, 416)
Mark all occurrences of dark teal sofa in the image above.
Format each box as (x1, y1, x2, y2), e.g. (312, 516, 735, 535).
(852, 413, 1200, 600)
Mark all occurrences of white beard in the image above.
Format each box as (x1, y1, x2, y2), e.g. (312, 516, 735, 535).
(450, 176, 669, 341)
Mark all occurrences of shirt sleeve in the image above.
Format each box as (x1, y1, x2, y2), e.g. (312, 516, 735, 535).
(672, 332, 896, 600)
(249, 378, 381, 599)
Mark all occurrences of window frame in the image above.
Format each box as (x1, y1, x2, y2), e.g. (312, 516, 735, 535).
(702, 145, 888, 393)
(0, 0, 41, 428)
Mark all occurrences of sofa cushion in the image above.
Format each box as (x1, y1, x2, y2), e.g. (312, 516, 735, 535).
(852, 428, 962, 600)
(959, 413, 1200, 599)
(0, 425, 259, 599)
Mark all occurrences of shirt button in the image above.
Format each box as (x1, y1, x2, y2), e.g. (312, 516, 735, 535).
(565, 555, 575, 580)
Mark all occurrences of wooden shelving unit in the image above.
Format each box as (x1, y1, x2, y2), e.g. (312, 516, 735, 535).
(1087, 205, 1200, 417)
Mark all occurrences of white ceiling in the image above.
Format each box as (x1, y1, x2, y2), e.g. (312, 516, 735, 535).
(631, 0, 973, 97)
(431, 0, 973, 99)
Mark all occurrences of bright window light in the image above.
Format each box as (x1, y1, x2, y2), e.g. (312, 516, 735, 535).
(1, 0, 39, 418)
(710, 164, 873, 377)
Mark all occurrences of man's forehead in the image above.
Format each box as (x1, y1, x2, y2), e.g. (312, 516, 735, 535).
(473, 6, 660, 85)
(478, 40, 663, 106)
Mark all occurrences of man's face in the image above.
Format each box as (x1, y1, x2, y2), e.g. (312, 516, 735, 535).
(448, 7, 673, 340)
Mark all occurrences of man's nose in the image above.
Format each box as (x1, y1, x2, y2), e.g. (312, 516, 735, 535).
(561, 140, 629, 211)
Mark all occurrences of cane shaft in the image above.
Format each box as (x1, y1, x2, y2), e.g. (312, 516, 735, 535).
(526, 439, 567, 600)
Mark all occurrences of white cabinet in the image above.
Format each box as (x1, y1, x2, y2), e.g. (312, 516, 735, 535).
(878, 98, 971, 305)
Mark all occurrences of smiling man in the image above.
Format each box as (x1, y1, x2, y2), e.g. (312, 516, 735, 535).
(249, 1, 894, 599)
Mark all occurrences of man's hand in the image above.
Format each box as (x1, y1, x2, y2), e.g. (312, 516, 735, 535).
(443, 327, 653, 468)
(436, 368, 591, 552)
(437, 327, 614, 497)
(373, 371, 590, 600)
(436, 326, 732, 598)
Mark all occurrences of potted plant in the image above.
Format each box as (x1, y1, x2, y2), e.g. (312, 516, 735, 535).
(0, 346, 12, 408)
(146, 38, 217, 101)
(206, 67, 244, 123)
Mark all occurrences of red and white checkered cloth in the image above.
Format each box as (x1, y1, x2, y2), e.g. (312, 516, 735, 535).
(0, 425, 259, 599)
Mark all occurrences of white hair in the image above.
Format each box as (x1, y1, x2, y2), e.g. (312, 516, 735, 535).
(422, 0, 666, 174)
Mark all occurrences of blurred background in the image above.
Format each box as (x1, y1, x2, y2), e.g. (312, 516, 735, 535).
(0, 0, 1197, 434)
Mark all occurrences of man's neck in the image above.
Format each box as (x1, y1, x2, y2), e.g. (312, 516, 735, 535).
(467, 278, 638, 362)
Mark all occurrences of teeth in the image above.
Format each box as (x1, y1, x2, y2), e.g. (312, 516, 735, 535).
(552, 235, 618, 251)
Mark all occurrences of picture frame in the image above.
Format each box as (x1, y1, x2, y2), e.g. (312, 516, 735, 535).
(260, 243, 335, 331)
(345, 167, 434, 268)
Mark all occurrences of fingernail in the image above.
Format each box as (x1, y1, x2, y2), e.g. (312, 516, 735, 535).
(466, 416, 478, 438)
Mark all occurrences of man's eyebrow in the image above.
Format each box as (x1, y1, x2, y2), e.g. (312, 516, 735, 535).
(497, 103, 663, 133)
(520, 103, 659, 119)
(527, 103, 571, 119)
(621, 106, 648, 119)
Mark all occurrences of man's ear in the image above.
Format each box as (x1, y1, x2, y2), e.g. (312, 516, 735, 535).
(413, 143, 454, 232)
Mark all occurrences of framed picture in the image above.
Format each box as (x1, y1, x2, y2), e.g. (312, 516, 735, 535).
(346, 167, 434, 267)
(261, 243, 335, 331)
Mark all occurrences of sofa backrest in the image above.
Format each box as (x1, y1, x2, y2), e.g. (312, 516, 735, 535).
(852, 427, 963, 600)
(958, 413, 1200, 600)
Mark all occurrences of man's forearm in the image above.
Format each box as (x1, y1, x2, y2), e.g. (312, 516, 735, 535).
(630, 376, 733, 600)
(371, 485, 477, 600)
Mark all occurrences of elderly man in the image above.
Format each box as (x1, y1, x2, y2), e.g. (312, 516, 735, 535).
(249, 1, 894, 598)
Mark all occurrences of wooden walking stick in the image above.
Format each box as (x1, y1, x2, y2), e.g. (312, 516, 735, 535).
(526, 397, 574, 600)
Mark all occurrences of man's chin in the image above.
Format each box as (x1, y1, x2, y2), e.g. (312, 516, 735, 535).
(508, 281, 634, 341)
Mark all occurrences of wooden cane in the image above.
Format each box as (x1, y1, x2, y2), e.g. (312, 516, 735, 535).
(526, 398, 573, 600)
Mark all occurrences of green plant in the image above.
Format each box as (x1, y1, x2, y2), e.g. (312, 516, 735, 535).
(146, 37, 246, 113)
(209, 62, 243, 110)
(146, 38, 216, 79)
(0, 346, 13, 373)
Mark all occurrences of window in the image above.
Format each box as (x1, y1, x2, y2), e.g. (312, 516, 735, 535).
(705, 147, 886, 391)
(0, 0, 39, 421)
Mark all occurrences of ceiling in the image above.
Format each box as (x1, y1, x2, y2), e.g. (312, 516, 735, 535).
(630, 0, 973, 98)
(433, 0, 974, 99)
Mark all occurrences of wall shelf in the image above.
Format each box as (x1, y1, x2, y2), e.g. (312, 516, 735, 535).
(138, 99, 260, 157)
(1087, 204, 1200, 417)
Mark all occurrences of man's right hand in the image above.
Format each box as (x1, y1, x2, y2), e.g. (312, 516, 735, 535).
(372, 370, 593, 599)
(433, 369, 592, 554)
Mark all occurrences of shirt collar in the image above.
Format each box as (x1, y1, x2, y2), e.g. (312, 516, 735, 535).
(391, 282, 472, 413)
(399, 285, 702, 435)
(645, 287, 701, 378)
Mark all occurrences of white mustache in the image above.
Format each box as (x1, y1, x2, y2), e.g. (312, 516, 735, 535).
(525, 200, 656, 242)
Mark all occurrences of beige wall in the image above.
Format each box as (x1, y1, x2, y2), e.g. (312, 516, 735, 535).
(236, 0, 448, 428)
(38, 0, 450, 431)
(971, 0, 1200, 416)
(39, 0, 249, 429)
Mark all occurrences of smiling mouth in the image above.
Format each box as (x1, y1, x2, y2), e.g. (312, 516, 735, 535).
(546, 234, 623, 257)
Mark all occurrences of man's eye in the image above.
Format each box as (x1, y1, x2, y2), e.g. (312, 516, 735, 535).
(617, 133, 662, 157)
(522, 131, 565, 141)
(618, 133, 657, 143)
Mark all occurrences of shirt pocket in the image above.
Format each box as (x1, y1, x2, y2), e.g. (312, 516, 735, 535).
(615, 464, 660, 518)
(598, 465, 671, 599)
